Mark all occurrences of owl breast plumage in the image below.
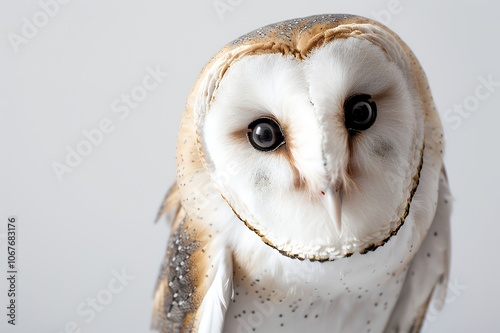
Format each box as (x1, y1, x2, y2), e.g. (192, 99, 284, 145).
(152, 14, 451, 333)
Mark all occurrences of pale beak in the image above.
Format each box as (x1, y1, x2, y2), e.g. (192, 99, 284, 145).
(322, 186, 343, 236)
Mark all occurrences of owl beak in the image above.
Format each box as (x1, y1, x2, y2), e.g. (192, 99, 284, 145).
(322, 186, 343, 236)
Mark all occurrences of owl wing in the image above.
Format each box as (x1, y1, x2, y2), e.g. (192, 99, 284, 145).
(152, 183, 233, 333)
(155, 182, 182, 224)
(384, 168, 452, 333)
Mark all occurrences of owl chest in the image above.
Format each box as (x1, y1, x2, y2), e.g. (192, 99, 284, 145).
(221, 262, 407, 333)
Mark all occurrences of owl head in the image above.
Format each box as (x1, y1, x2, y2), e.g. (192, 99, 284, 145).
(178, 14, 443, 262)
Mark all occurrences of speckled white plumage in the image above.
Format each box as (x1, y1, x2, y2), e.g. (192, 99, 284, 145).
(152, 14, 451, 333)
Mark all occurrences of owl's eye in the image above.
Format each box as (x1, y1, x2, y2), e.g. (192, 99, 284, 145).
(344, 94, 377, 132)
(247, 118, 285, 152)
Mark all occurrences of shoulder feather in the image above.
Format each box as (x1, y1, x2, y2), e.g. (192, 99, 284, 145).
(384, 168, 452, 332)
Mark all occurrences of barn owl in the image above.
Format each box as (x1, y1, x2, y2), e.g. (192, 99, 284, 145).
(152, 14, 451, 333)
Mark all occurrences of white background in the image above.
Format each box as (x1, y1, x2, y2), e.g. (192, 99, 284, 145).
(1, 1, 499, 332)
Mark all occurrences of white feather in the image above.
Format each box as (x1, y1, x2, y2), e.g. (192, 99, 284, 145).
(197, 248, 233, 333)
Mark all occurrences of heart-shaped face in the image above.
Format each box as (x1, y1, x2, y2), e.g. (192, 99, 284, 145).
(193, 19, 427, 261)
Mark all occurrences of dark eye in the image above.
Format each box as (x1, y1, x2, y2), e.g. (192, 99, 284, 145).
(247, 118, 285, 152)
(344, 94, 377, 132)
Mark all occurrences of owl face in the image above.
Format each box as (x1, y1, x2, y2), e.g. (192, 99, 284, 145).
(194, 19, 425, 261)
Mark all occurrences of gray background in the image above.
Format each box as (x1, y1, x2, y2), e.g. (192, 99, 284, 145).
(1, 0, 498, 332)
